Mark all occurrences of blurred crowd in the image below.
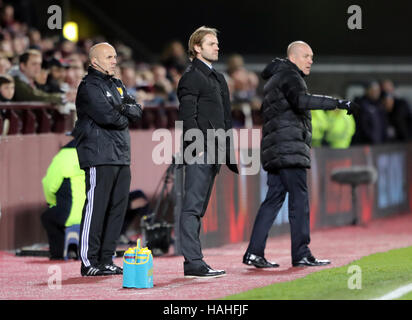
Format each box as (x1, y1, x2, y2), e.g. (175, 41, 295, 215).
(0, 1, 411, 145)
(311, 79, 412, 148)
(351, 80, 412, 144)
(0, 1, 262, 132)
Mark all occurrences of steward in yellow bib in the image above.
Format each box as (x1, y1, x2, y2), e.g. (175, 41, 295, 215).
(311, 110, 329, 147)
(41, 139, 85, 259)
(324, 109, 356, 148)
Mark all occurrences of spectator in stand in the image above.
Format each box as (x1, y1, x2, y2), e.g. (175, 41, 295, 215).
(28, 28, 42, 50)
(136, 67, 155, 106)
(230, 67, 259, 103)
(0, 4, 18, 32)
(380, 79, 412, 142)
(226, 53, 261, 128)
(115, 42, 133, 66)
(160, 41, 186, 103)
(0, 52, 11, 74)
(65, 57, 85, 91)
(161, 40, 189, 77)
(9, 49, 67, 104)
(380, 92, 412, 142)
(42, 58, 70, 94)
(226, 53, 245, 75)
(120, 62, 137, 97)
(0, 74, 15, 102)
(12, 33, 29, 57)
(39, 37, 55, 55)
(59, 39, 77, 59)
(34, 59, 50, 91)
(352, 81, 387, 145)
(151, 63, 176, 104)
(0, 74, 14, 135)
(0, 32, 14, 59)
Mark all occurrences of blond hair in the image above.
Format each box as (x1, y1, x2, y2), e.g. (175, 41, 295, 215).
(188, 26, 218, 59)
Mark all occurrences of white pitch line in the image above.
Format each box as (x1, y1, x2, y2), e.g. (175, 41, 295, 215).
(374, 283, 412, 300)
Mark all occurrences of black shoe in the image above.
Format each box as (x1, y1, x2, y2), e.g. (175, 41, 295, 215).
(243, 252, 279, 268)
(292, 255, 331, 267)
(184, 265, 226, 278)
(81, 264, 113, 276)
(101, 263, 123, 275)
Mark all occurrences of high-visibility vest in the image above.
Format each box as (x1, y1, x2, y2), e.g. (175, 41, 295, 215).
(325, 109, 356, 148)
(42, 146, 85, 227)
(311, 110, 329, 147)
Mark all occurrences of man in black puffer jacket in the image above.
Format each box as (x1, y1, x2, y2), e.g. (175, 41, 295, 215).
(243, 41, 359, 268)
(72, 42, 142, 276)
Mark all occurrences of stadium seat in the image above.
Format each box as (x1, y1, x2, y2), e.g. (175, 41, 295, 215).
(35, 108, 52, 133)
(63, 224, 80, 260)
(22, 110, 37, 134)
(154, 107, 168, 129)
(51, 110, 68, 133)
(6, 110, 22, 135)
(129, 118, 142, 130)
(331, 166, 378, 225)
(166, 107, 178, 129)
(251, 109, 263, 126)
(142, 108, 156, 129)
(231, 109, 246, 128)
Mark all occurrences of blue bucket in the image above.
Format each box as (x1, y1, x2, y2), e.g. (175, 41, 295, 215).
(122, 239, 153, 289)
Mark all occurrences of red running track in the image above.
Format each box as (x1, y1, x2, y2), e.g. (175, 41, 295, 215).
(1, 214, 412, 300)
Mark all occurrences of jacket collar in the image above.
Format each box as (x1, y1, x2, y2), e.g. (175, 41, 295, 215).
(87, 65, 113, 80)
(285, 59, 306, 78)
(192, 57, 214, 76)
(9, 65, 32, 86)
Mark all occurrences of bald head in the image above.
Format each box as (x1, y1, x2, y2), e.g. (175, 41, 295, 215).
(286, 41, 313, 75)
(89, 42, 113, 59)
(89, 42, 117, 76)
(287, 41, 309, 57)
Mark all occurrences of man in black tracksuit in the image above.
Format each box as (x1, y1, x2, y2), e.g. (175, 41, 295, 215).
(72, 42, 142, 276)
(178, 26, 238, 278)
(243, 41, 359, 268)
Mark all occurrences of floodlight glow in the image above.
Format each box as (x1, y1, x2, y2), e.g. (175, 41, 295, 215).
(63, 22, 78, 42)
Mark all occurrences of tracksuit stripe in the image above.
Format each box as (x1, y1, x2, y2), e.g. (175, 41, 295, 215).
(81, 167, 96, 267)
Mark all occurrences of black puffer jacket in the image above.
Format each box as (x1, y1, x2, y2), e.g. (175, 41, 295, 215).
(260, 58, 339, 172)
(72, 67, 142, 169)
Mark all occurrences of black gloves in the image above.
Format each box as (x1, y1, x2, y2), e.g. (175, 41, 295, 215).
(337, 99, 360, 115)
(122, 93, 137, 105)
(115, 103, 143, 122)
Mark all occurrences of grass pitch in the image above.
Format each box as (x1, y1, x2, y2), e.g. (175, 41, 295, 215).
(224, 246, 412, 300)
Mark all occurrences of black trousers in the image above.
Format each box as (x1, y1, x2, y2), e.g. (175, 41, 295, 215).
(41, 205, 70, 259)
(180, 162, 220, 272)
(79, 165, 131, 267)
(246, 168, 312, 263)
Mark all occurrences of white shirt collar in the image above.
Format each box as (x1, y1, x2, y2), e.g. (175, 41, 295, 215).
(199, 59, 213, 70)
